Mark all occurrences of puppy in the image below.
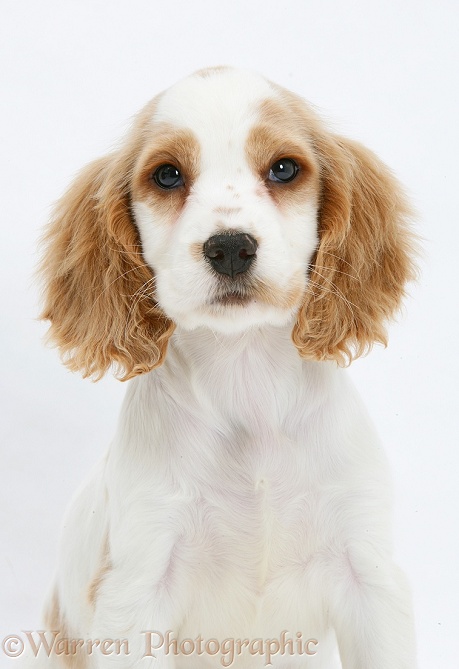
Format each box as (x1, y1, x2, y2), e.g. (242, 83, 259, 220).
(35, 66, 417, 668)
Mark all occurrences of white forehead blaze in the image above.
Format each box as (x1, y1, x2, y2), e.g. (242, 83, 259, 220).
(152, 69, 276, 176)
(154, 68, 275, 132)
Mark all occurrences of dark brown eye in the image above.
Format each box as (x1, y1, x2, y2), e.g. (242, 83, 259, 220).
(153, 164, 183, 189)
(268, 158, 299, 183)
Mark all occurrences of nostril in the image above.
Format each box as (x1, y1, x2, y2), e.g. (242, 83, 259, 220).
(239, 234, 257, 259)
(206, 248, 225, 261)
(238, 240, 256, 261)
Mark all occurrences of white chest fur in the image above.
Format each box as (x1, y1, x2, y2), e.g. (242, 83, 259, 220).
(73, 326, 388, 667)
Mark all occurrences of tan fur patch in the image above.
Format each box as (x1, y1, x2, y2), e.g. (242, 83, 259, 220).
(213, 206, 242, 215)
(38, 101, 176, 381)
(189, 241, 204, 262)
(43, 590, 87, 668)
(131, 124, 201, 221)
(195, 65, 230, 78)
(254, 273, 305, 311)
(245, 97, 320, 209)
(87, 533, 112, 607)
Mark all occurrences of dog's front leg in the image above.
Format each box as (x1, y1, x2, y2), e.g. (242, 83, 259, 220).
(329, 552, 416, 669)
(89, 549, 186, 669)
(90, 589, 178, 669)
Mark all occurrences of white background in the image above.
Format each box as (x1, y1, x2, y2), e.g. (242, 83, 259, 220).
(1, 0, 458, 666)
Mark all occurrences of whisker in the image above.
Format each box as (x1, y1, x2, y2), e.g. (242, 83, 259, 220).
(307, 275, 358, 314)
(107, 246, 146, 257)
(310, 264, 359, 281)
(88, 263, 152, 318)
(121, 276, 158, 341)
(320, 251, 356, 270)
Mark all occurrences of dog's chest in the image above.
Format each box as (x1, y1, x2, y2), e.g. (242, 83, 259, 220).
(164, 427, 321, 645)
(116, 357, 339, 661)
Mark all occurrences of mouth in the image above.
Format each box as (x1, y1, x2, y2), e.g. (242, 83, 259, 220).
(210, 291, 252, 306)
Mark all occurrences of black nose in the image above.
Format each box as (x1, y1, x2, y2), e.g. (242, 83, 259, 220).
(203, 232, 258, 278)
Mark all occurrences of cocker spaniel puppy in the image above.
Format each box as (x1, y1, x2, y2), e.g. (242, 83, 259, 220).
(34, 67, 417, 669)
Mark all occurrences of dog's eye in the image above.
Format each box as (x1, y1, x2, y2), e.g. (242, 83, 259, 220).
(268, 158, 299, 183)
(153, 164, 184, 189)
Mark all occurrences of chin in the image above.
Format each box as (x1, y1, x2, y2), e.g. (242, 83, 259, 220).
(172, 300, 299, 334)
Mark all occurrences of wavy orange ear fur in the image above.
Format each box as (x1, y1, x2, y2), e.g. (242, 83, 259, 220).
(292, 131, 418, 364)
(39, 149, 174, 381)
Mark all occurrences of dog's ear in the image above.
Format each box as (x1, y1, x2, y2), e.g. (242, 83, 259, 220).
(39, 148, 174, 380)
(292, 132, 418, 364)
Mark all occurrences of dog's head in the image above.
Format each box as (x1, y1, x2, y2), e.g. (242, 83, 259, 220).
(40, 67, 417, 380)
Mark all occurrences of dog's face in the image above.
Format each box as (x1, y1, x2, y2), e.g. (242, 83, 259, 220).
(131, 69, 320, 333)
(39, 67, 416, 380)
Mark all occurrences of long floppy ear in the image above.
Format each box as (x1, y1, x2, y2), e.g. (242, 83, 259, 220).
(292, 132, 418, 364)
(39, 151, 175, 380)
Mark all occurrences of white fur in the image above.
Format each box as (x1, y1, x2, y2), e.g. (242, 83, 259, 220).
(29, 69, 416, 669)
